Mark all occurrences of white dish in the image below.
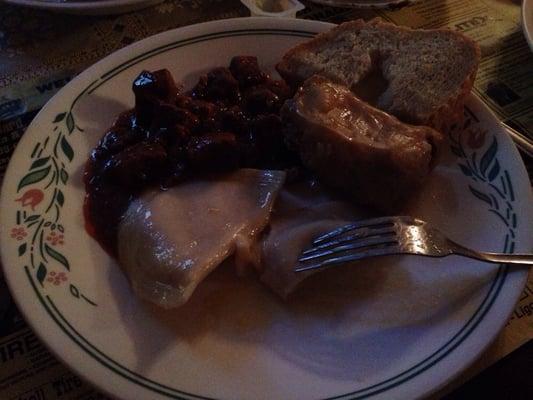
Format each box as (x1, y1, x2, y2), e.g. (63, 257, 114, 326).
(1, 17, 532, 400)
(2, 0, 163, 15)
(523, 0, 533, 51)
(240, 0, 305, 18)
(307, 0, 421, 9)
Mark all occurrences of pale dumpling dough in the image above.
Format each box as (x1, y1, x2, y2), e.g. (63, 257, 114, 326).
(259, 179, 364, 298)
(118, 169, 286, 309)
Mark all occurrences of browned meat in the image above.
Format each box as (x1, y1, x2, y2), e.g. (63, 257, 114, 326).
(281, 76, 443, 212)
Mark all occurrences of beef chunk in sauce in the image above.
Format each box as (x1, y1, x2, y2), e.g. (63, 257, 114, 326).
(187, 132, 240, 171)
(133, 69, 180, 128)
(102, 142, 169, 189)
(230, 56, 267, 87)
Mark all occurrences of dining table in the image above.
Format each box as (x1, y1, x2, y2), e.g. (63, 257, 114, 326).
(0, 0, 531, 399)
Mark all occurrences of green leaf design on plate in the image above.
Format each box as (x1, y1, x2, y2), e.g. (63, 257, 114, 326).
(60, 136, 74, 161)
(18, 166, 51, 191)
(66, 113, 75, 134)
(18, 243, 27, 256)
(458, 164, 472, 177)
(469, 185, 492, 206)
(60, 168, 68, 184)
(70, 284, 80, 298)
(30, 157, 50, 170)
(45, 243, 70, 270)
(53, 113, 66, 123)
(487, 159, 500, 182)
(37, 263, 47, 286)
(480, 137, 497, 177)
(25, 215, 40, 223)
(56, 190, 65, 206)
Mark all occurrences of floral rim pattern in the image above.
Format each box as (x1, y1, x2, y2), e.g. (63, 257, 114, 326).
(11, 109, 97, 307)
(450, 107, 517, 252)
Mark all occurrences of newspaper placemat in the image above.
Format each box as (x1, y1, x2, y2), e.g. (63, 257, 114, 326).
(0, 1, 531, 399)
(375, 0, 533, 153)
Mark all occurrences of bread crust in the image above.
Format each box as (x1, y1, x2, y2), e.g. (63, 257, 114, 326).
(276, 18, 481, 134)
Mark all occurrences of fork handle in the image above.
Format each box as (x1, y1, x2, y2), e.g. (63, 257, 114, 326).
(452, 243, 533, 265)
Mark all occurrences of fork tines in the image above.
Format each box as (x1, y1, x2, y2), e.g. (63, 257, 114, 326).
(295, 216, 407, 272)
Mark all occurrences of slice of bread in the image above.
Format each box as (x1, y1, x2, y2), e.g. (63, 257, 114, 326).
(276, 18, 480, 134)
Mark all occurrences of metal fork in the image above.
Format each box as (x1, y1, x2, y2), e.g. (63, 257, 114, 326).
(295, 216, 533, 272)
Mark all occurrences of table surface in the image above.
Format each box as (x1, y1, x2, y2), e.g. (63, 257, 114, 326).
(0, 0, 531, 399)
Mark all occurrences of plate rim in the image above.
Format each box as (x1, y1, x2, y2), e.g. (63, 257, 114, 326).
(2, 0, 164, 15)
(523, 0, 533, 52)
(1, 16, 531, 400)
(307, 0, 422, 9)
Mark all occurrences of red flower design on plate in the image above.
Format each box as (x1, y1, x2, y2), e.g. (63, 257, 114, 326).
(466, 127, 487, 149)
(10, 226, 27, 240)
(46, 271, 67, 286)
(15, 189, 44, 211)
(46, 231, 64, 246)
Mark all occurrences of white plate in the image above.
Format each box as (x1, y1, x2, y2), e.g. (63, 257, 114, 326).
(523, 0, 533, 51)
(307, 0, 422, 9)
(1, 17, 532, 400)
(2, 0, 163, 15)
